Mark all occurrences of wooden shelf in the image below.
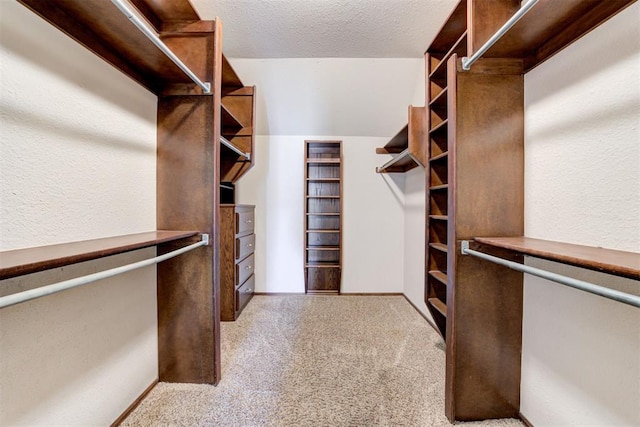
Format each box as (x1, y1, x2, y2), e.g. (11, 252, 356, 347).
(307, 178, 341, 182)
(306, 158, 341, 164)
(306, 213, 340, 216)
(429, 243, 448, 254)
(428, 297, 447, 317)
(430, 152, 449, 162)
(222, 54, 243, 88)
(428, 0, 467, 53)
(221, 103, 243, 129)
(429, 31, 468, 85)
(430, 215, 449, 221)
(306, 247, 340, 251)
(376, 106, 427, 173)
(430, 87, 448, 108)
(430, 119, 448, 134)
(306, 196, 340, 199)
(474, 237, 640, 280)
(18, 0, 209, 95)
(307, 229, 340, 233)
(430, 184, 449, 191)
(482, 0, 636, 72)
(0, 231, 199, 280)
(429, 270, 448, 286)
(306, 262, 341, 268)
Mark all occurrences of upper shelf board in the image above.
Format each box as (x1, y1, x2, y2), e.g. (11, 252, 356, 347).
(18, 0, 215, 95)
(474, 236, 640, 280)
(0, 231, 199, 280)
(482, 0, 637, 72)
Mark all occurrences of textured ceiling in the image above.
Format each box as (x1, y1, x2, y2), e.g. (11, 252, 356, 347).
(190, 0, 458, 58)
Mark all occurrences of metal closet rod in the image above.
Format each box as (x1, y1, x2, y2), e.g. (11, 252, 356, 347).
(461, 0, 539, 71)
(220, 136, 251, 160)
(461, 241, 640, 308)
(0, 234, 210, 310)
(376, 148, 415, 173)
(110, 0, 211, 94)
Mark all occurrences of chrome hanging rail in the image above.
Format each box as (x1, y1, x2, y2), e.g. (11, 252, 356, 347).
(220, 136, 251, 160)
(461, 0, 539, 71)
(461, 241, 640, 308)
(110, 0, 212, 94)
(0, 234, 209, 310)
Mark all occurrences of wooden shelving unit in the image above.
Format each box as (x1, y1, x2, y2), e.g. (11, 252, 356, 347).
(474, 237, 640, 280)
(0, 231, 198, 280)
(220, 58, 256, 183)
(376, 106, 426, 173)
(422, 0, 636, 422)
(304, 141, 342, 294)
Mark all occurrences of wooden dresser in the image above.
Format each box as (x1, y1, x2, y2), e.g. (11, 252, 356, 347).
(220, 204, 255, 321)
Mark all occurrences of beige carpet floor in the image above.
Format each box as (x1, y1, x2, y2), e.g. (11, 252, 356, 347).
(122, 295, 524, 426)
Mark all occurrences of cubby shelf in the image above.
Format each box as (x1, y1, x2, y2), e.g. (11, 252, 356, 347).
(429, 243, 448, 254)
(428, 297, 447, 317)
(429, 270, 448, 286)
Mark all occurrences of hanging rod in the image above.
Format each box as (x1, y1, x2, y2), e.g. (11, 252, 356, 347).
(376, 148, 420, 173)
(0, 234, 209, 310)
(110, 0, 211, 94)
(220, 136, 250, 160)
(461, 241, 640, 308)
(461, 0, 539, 71)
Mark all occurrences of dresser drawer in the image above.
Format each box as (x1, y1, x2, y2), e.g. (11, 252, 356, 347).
(236, 210, 255, 235)
(236, 233, 255, 260)
(236, 275, 254, 312)
(236, 253, 255, 286)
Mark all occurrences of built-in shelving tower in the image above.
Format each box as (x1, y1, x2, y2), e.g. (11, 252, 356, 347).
(304, 141, 343, 294)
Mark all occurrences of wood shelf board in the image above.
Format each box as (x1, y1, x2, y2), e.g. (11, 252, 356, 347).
(382, 124, 409, 151)
(429, 87, 449, 108)
(427, 297, 447, 317)
(221, 103, 243, 129)
(307, 229, 341, 233)
(376, 149, 420, 174)
(0, 230, 199, 280)
(306, 247, 341, 251)
(305, 263, 341, 268)
(429, 31, 468, 80)
(427, 0, 467, 53)
(429, 243, 448, 254)
(306, 213, 341, 216)
(306, 196, 340, 199)
(429, 270, 448, 286)
(306, 178, 341, 182)
(430, 151, 449, 162)
(474, 236, 640, 279)
(429, 215, 449, 221)
(221, 54, 243, 88)
(483, 0, 636, 72)
(18, 0, 208, 95)
(430, 184, 449, 191)
(306, 159, 341, 164)
(430, 119, 449, 134)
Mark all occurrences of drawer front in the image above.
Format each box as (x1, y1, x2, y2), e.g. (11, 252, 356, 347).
(236, 210, 255, 235)
(236, 275, 254, 312)
(236, 234, 255, 260)
(236, 253, 255, 286)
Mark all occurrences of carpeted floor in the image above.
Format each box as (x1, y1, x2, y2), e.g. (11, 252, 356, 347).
(122, 295, 524, 426)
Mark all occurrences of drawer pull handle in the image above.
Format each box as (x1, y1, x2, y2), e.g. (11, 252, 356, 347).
(246, 219, 253, 224)
(245, 265, 253, 270)
(246, 243, 253, 247)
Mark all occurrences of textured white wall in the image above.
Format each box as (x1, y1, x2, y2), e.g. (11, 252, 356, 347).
(229, 58, 425, 137)
(232, 58, 423, 294)
(236, 135, 405, 293)
(522, 3, 640, 426)
(0, 1, 157, 425)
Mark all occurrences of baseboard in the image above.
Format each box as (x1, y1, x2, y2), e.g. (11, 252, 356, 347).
(253, 292, 403, 296)
(111, 379, 158, 427)
(403, 294, 440, 334)
(519, 412, 534, 427)
(339, 293, 403, 296)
